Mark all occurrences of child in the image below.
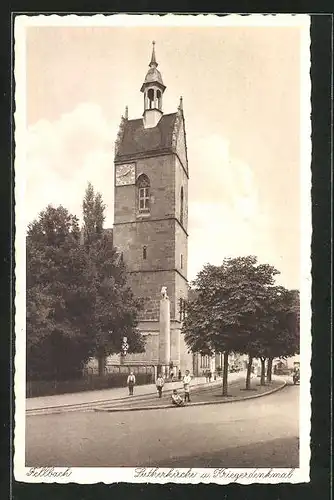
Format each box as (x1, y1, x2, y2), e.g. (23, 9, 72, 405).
(183, 370, 192, 402)
(156, 373, 165, 398)
(171, 389, 184, 407)
(127, 371, 136, 396)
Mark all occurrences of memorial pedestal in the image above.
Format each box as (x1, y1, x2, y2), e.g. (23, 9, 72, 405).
(158, 293, 171, 375)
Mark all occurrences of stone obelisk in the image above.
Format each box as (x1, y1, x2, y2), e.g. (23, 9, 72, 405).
(159, 286, 171, 375)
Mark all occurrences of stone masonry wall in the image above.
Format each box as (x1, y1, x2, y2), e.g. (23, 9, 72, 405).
(127, 270, 176, 320)
(113, 144, 189, 369)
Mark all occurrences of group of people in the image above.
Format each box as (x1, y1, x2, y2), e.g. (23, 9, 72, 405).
(126, 369, 192, 406)
(156, 370, 192, 406)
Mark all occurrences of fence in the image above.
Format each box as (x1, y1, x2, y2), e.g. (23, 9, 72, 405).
(26, 365, 155, 398)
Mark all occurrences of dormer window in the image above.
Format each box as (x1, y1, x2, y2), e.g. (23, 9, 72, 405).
(137, 174, 150, 214)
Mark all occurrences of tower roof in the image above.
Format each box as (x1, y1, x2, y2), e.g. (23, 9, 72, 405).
(150, 40, 158, 67)
(141, 41, 166, 92)
(115, 113, 177, 161)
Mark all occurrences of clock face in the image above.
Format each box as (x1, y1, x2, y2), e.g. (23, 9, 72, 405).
(115, 163, 135, 186)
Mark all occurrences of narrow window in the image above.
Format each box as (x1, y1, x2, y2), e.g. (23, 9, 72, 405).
(147, 89, 154, 109)
(179, 297, 186, 321)
(180, 186, 184, 225)
(157, 89, 162, 109)
(143, 246, 147, 260)
(137, 174, 150, 213)
(180, 254, 183, 269)
(139, 187, 150, 210)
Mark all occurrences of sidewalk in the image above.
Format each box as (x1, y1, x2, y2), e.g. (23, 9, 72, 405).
(94, 377, 286, 413)
(27, 374, 245, 411)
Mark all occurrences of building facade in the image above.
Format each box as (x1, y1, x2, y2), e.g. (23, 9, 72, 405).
(112, 43, 193, 374)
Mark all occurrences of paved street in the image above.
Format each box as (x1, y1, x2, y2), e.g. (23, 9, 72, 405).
(26, 383, 299, 468)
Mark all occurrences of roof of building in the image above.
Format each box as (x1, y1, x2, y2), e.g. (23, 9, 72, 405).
(115, 113, 177, 161)
(142, 66, 164, 88)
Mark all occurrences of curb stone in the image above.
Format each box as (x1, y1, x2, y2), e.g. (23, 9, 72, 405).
(94, 380, 287, 413)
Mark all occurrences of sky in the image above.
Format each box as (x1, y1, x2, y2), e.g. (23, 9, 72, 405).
(23, 20, 306, 289)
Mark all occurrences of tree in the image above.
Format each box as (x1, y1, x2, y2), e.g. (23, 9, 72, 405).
(83, 182, 106, 244)
(26, 199, 145, 381)
(182, 256, 280, 395)
(227, 257, 280, 390)
(94, 192, 106, 236)
(82, 182, 96, 244)
(26, 205, 91, 380)
(81, 183, 144, 375)
(263, 287, 300, 382)
(84, 230, 145, 375)
(240, 285, 300, 386)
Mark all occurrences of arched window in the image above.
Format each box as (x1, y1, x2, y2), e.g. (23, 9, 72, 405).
(180, 186, 184, 225)
(143, 246, 147, 260)
(137, 174, 150, 213)
(147, 89, 154, 109)
(157, 89, 162, 109)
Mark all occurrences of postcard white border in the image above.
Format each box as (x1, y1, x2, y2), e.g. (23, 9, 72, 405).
(14, 13, 312, 484)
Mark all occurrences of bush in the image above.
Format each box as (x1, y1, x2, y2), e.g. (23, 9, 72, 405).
(26, 372, 154, 398)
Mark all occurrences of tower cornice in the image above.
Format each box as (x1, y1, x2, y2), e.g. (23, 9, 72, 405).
(115, 150, 189, 180)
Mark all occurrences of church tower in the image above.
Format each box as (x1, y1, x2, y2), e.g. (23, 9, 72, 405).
(113, 43, 192, 374)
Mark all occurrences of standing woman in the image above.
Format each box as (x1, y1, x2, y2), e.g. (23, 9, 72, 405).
(127, 371, 136, 396)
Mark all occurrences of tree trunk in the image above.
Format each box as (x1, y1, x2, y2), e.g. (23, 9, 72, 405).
(222, 351, 229, 396)
(260, 357, 266, 385)
(245, 355, 253, 390)
(267, 357, 273, 383)
(98, 353, 106, 377)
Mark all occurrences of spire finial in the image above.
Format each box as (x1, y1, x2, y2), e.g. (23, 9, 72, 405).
(178, 96, 183, 111)
(150, 40, 158, 68)
(124, 105, 128, 120)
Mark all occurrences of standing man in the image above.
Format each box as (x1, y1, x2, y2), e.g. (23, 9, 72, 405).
(183, 370, 192, 403)
(127, 371, 136, 396)
(156, 373, 165, 398)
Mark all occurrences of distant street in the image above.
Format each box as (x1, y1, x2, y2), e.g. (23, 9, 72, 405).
(26, 384, 299, 467)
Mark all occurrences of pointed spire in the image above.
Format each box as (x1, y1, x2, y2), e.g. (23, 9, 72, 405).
(124, 105, 128, 120)
(149, 41, 158, 68)
(178, 96, 183, 111)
